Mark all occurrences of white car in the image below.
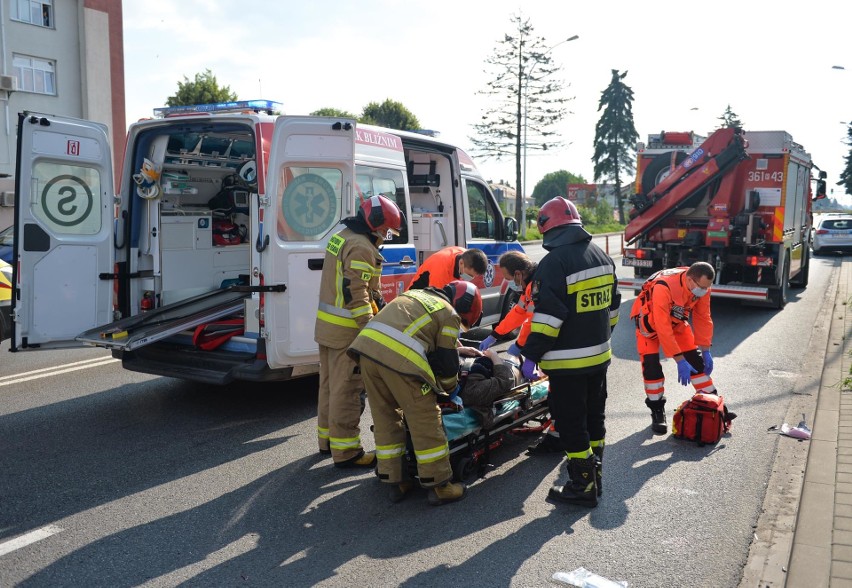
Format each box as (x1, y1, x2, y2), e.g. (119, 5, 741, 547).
(812, 215, 852, 255)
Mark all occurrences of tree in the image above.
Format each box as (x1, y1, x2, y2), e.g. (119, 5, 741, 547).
(839, 122, 852, 197)
(360, 99, 420, 130)
(166, 69, 237, 106)
(311, 107, 359, 119)
(717, 105, 744, 129)
(592, 69, 638, 224)
(470, 15, 572, 236)
(532, 169, 586, 206)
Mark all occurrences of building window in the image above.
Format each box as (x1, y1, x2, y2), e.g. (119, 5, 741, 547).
(11, 0, 52, 27)
(13, 54, 56, 95)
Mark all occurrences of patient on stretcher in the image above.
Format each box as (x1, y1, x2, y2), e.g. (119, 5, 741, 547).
(458, 348, 523, 427)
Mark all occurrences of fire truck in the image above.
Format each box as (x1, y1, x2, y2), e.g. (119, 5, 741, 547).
(620, 127, 826, 308)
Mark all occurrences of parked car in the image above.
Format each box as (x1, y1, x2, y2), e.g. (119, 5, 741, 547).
(0, 224, 12, 264)
(0, 259, 10, 341)
(812, 215, 852, 255)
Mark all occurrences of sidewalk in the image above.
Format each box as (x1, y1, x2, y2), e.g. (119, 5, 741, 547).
(787, 258, 852, 587)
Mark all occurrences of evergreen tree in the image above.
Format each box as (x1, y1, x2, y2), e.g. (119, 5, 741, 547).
(592, 69, 638, 224)
(469, 15, 572, 235)
(532, 169, 587, 206)
(360, 99, 420, 130)
(839, 122, 852, 197)
(717, 105, 744, 129)
(166, 69, 237, 106)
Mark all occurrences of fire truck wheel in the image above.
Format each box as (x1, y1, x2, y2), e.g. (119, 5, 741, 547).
(641, 151, 687, 194)
(769, 258, 790, 309)
(790, 248, 809, 288)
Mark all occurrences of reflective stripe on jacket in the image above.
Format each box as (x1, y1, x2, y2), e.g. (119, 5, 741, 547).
(522, 237, 621, 375)
(629, 267, 713, 358)
(348, 287, 461, 393)
(314, 227, 383, 349)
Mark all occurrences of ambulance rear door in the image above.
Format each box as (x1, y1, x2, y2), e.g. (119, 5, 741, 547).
(261, 116, 356, 372)
(12, 112, 115, 350)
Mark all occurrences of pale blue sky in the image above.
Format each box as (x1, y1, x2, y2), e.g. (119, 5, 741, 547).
(123, 0, 852, 202)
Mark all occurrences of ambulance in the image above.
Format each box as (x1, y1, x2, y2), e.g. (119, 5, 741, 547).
(10, 101, 524, 383)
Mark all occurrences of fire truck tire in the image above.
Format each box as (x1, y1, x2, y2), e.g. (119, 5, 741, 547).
(641, 151, 687, 194)
(769, 258, 790, 309)
(790, 248, 809, 288)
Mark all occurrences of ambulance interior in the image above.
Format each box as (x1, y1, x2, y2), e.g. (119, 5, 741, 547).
(403, 149, 457, 266)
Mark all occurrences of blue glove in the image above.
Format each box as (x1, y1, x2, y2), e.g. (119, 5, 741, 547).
(479, 335, 497, 351)
(676, 358, 698, 386)
(506, 342, 522, 357)
(522, 359, 538, 380)
(702, 350, 714, 376)
(449, 384, 463, 407)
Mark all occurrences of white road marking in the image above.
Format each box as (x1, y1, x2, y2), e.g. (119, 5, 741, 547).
(0, 525, 63, 557)
(0, 357, 119, 387)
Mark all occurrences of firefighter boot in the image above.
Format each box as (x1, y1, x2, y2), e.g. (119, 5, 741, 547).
(592, 445, 603, 497)
(334, 450, 377, 469)
(527, 429, 562, 455)
(388, 481, 415, 503)
(427, 481, 467, 506)
(646, 397, 667, 435)
(547, 456, 598, 508)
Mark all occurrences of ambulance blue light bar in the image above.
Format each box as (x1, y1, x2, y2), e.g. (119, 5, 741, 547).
(153, 99, 282, 117)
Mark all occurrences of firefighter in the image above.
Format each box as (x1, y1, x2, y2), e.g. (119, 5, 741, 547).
(408, 246, 488, 290)
(630, 262, 735, 434)
(347, 281, 483, 505)
(314, 194, 403, 469)
(522, 197, 621, 508)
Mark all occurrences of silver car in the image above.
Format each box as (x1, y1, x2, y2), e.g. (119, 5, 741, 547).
(812, 215, 852, 255)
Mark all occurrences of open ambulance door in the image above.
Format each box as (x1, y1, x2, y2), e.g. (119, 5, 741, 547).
(261, 116, 356, 372)
(12, 113, 115, 351)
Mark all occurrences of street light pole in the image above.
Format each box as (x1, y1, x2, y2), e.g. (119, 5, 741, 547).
(521, 34, 578, 237)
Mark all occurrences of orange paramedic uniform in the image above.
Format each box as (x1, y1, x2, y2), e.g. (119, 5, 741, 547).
(492, 282, 533, 347)
(408, 246, 465, 290)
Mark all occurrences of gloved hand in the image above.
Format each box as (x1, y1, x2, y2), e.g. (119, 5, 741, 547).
(702, 350, 714, 376)
(479, 335, 497, 351)
(676, 358, 698, 386)
(522, 358, 538, 380)
(449, 384, 463, 408)
(506, 342, 522, 357)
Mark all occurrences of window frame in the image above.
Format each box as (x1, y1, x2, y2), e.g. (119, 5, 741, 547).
(13, 53, 56, 95)
(11, 0, 53, 28)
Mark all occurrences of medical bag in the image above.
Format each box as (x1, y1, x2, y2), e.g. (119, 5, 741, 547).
(672, 392, 731, 446)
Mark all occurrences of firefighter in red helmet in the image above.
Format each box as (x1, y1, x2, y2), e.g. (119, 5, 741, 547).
(522, 197, 621, 507)
(314, 195, 403, 469)
(348, 280, 482, 505)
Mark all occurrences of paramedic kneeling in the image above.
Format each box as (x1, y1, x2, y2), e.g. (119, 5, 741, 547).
(314, 195, 402, 469)
(630, 262, 735, 435)
(522, 198, 620, 508)
(348, 281, 483, 506)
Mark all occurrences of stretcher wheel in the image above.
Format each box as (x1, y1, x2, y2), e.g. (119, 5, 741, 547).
(452, 455, 479, 483)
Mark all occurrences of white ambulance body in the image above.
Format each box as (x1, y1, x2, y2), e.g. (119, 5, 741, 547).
(11, 102, 525, 384)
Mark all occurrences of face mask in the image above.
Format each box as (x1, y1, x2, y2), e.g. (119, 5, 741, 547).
(460, 272, 474, 281)
(507, 280, 523, 292)
(691, 286, 708, 297)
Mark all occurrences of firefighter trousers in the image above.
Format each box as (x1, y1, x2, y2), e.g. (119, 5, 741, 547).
(317, 344, 366, 463)
(635, 327, 715, 400)
(360, 356, 452, 487)
(547, 370, 607, 455)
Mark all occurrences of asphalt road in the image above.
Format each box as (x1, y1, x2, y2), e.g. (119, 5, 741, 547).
(0, 247, 841, 587)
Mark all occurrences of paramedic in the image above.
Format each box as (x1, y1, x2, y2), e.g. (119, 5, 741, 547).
(408, 246, 488, 290)
(348, 281, 483, 506)
(522, 197, 620, 508)
(630, 262, 731, 435)
(459, 347, 522, 428)
(314, 195, 403, 469)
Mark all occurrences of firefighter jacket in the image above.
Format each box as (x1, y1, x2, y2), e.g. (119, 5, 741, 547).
(491, 281, 534, 346)
(314, 226, 384, 349)
(408, 246, 465, 290)
(629, 267, 713, 358)
(522, 226, 621, 375)
(347, 287, 461, 394)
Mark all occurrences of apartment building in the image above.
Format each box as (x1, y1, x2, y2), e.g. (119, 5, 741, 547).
(0, 0, 124, 229)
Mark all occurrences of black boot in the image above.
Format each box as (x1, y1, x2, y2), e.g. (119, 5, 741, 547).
(591, 445, 603, 497)
(548, 456, 598, 507)
(527, 431, 563, 455)
(646, 397, 667, 435)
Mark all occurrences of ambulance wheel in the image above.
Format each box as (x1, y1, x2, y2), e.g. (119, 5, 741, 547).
(641, 151, 687, 194)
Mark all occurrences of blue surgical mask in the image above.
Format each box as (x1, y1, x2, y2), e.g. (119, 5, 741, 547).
(691, 286, 708, 297)
(460, 272, 474, 281)
(507, 280, 523, 292)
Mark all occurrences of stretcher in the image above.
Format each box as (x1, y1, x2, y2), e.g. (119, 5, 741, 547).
(404, 376, 551, 483)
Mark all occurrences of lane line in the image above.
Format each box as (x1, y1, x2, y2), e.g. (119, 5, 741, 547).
(0, 525, 63, 557)
(0, 358, 119, 387)
(0, 356, 117, 383)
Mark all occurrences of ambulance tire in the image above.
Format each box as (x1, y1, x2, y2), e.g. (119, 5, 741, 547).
(790, 248, 809, 289)
(641, 151, 687, 194)
(769, 258, 790, 309)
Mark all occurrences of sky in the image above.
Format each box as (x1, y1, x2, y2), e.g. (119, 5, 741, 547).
(122, 0, 852, 203)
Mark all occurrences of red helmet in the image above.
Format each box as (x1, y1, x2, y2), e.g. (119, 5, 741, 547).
(537, 196, 582, 233)
(444, 280, 483, 328)
(359, 195, 403, 238)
